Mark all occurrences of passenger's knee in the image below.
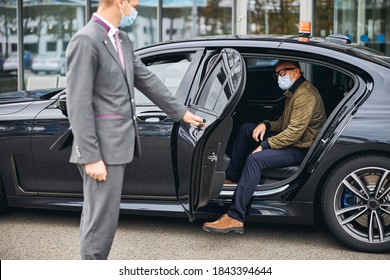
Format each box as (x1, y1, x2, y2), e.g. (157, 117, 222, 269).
(240, 122, 256, 135)
(247, 152, 267, 168)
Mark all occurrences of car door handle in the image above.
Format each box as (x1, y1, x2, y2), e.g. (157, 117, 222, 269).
(136, 111, 168, 123)
(207, 153, 217, 162)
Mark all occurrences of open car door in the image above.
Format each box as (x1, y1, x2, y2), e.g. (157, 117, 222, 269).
(172, 48, 246, 221)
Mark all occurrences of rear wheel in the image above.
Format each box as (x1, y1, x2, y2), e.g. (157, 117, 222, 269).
(322, 154, 390, 253)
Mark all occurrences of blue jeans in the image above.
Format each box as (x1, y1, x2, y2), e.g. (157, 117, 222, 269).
(226, 123, 307, 222)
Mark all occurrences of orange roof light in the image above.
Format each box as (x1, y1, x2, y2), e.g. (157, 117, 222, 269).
(299, 21, 311, 34)
(299, 21, 311, 42)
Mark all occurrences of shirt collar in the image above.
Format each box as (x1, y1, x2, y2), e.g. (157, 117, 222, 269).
(290, 76, 305, 93)
(284, 76, 306, 97)
(92, 13, 118, 37)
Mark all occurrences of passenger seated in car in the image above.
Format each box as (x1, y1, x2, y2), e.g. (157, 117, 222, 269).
(203, 60, 327, 234)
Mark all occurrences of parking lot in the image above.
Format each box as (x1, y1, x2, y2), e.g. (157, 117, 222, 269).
(1, 208, 389, 260)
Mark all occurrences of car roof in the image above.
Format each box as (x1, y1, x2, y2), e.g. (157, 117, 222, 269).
(137, 34, 390, 68)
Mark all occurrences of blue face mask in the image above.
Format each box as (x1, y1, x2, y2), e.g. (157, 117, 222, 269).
(120, 3, 138, 28)
(278, 75, 294, 90)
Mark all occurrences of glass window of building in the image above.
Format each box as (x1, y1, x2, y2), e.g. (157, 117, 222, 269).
(314, 0, 334, 37)
(125, 1, 158, 49)
(316, 0, 390, 56)
(247, 0, 300, 34)
(0, 0, 17, 93)
(127, 0, 233, 47)
(2, 0, 389, 93)
(91, 1, 157, 50)
(23, 0, 86, 90)
(162, 0, 232, 41)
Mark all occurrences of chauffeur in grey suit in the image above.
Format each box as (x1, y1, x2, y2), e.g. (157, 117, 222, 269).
(66, 0, 203, 260)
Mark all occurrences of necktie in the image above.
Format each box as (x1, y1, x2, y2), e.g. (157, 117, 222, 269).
(114, 31, 125, 70)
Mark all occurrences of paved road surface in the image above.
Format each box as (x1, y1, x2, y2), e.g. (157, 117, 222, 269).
(0, 208, 389, 260)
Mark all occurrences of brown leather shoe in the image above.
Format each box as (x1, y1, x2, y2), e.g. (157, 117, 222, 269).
(203, 214, 244, 233)
(224, 179, 237, 185)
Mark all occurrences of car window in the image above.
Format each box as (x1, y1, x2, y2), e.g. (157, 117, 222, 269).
(246, 57, 278, 68)
(243, 57, 282, 99)
(201, 65, 228, 112)
(234, 55, 356, 126)
(134, 55, 193, 105)
(309, 63, 355, 116)
(196, 49, 243, 116)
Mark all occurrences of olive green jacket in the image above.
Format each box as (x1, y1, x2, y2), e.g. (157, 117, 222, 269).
(266, 80, 327, 149)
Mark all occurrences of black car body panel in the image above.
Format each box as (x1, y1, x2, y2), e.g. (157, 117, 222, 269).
(1, 35, 390, 252)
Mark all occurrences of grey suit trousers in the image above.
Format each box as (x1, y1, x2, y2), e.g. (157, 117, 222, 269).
(78, 164, 126, 260)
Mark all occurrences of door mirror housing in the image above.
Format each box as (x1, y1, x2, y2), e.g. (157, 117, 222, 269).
(57, 94, 67, 116)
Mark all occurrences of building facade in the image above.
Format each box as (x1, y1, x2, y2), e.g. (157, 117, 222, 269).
(0, 0, 389, 92)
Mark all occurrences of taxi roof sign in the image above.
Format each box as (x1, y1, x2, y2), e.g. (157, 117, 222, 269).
(299, 21, 311, 34)
(298, 21, 311, 42)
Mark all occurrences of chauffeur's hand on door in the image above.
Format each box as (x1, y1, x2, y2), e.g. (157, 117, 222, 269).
(182, 111, 205, 128)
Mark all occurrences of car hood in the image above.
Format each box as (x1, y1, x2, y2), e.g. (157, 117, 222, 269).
(0, 88, 64, 104)
(0, 100, 34, 115)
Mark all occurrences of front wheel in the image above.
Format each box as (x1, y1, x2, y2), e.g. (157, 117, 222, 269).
(322, 154, 390, 253)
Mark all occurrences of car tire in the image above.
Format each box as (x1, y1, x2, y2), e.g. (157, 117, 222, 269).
(322, 154, 390, 253)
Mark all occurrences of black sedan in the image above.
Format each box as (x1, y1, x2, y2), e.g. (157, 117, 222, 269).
(1, 34, 390, 253)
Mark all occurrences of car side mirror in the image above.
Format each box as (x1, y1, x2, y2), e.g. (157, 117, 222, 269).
(58, 95, 67, 110)
(57, 94, 68, 117)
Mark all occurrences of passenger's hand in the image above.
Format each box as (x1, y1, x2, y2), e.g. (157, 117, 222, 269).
(252, 145, 263, 154)
(182, 111, 205, 129)
(252, 123, 266, 142)
(85, 160, 107, 181)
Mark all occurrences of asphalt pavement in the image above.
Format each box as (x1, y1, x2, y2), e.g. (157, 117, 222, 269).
(1, 208, 389, 260)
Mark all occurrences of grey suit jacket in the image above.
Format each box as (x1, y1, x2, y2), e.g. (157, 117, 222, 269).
(66, 19, 187, 165)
